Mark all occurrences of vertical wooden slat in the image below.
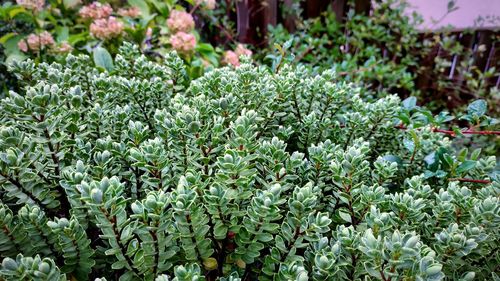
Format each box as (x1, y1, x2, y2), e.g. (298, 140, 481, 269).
(236, 0, 252, 43)
(484, 42, 495, 72)
(472, 30, 493, 73)
(236, 0, 278, 45)
(264, 0, 278, 27)
(305, 0, 331, 19)
(453, 32, 474, 87)
(331, 0, 347, 22)
(283, 0, 297, 32)
(354, 0, 371, 15)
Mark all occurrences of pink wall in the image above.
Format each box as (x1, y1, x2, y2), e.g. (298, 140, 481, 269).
(406, 0, 500, 30)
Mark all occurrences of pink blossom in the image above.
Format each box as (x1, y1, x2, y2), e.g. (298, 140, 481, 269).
(146, 27, 153, 38)
(26, 34, 41, 51)
(25, 31, 55, 51)
(166, 10, 195, 33)
(18, 40, 28, 52)
(55, 42, 73, 53)
(169, 32, 196, 53)
(118, 7, 141, 18)
(90, 17, 124, 40)
(235, 44, 252, 57)
(16, 0, 44, 12)
(79, 1, 113, 19)
(222, 50, 240, 67)
(40, 31, 55, 45)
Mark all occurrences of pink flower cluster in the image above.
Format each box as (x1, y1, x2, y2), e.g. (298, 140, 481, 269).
(166, 10, 195, 33)
(18, 31, 54, 52)
(79, 1, 113, 19)
(235, 44, 252, 57)
(118, 7, 141, 18)
(16, 0, 44, 12)
(222, 51, 239, 67)
(54, 42, 73, 53)
(90, 17, 124, 40)
(169, 32, 197, 53)
(222, 44, 252, 67)
(18, 32, 72, 54)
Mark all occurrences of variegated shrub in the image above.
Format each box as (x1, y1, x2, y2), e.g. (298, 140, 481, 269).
(0, 43, 498, 281)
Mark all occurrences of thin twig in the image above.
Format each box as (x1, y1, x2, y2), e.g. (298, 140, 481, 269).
(396, 124, 500, 136)
(449, 178, 491, 184)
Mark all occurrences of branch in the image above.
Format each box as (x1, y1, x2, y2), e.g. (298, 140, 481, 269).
(395, 124, 500, 137)
(449, 178, 491, 184)
(432, 128, 500, 136)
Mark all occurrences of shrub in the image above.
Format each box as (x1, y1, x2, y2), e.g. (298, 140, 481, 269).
(0, 43, 498, 280)
(265, 0, 500, 114)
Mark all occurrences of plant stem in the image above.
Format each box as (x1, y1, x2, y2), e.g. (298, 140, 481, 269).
(396, 124, 500, 136)
(448, 178, 491, 184)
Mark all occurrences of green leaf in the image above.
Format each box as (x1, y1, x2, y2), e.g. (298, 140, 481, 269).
(56, 26, 69, 42)
(93, 47, 114, 72)
(456, 160, 476, 174)
(447, 0, 455, 10)
(471, 148, 481, 160)
(424, 152, 436, 166)
(9, 7, 28, 18)
(338, 210, 352, 223)
(128, 0, 150, 17)
(402, 96, 417, 110)
(467, 99, 487, 117)
(457, 148, 468, 162)
(149, 0, 168, 16)
(195, 43, 215, 55)
(0, 33, 16, 45)
(3, 34, 24, 55)
(68, 33, 88, 45)
(6, 53, 26, 64)
(382, 155, 402, 165)
(403, 138, 414, 153)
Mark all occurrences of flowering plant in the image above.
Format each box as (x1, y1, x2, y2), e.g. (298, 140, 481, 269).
(0, 0, 239, 92)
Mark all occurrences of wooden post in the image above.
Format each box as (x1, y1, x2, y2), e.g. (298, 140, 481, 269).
(354, 0, 371, 15)
(236, 0, 278, 46)
(331, 0, 347, 22)
(264, 0, 278, 27)
(283, 0, 297, 32)
(236, 0, 253, 44)
(305, 0, 331, 19)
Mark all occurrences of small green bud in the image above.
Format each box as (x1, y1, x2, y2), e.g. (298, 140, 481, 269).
(462, 272, 475, 281)
(131, 202, 143, 214)
(91, 189, 103, 203)
(203, 257, 218, 271)
(39, 261, 51, 273)
(1, 258, 18, 270)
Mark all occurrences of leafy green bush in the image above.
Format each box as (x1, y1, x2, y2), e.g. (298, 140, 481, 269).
(266, 0, 421, 94)
(265, 0, 500, 114)
(0, 43, 498, 280)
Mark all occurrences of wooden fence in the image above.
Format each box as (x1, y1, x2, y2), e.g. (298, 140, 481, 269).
(414, 29, 499, 110)
(235, 0, 370, 45)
